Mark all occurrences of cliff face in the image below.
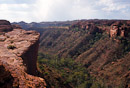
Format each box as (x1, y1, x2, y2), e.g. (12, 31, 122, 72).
(0, 20, 46, 88)
(0, 62, 14, 88)
(21, 37, 39, 75)
(110, 22, 130, 38)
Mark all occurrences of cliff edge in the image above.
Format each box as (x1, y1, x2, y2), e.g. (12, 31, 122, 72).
(0, 20, 46, 88)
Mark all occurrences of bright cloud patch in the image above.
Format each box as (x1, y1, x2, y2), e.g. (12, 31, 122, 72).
(0, 0, 129, 22)
(98, 0, 129, 12)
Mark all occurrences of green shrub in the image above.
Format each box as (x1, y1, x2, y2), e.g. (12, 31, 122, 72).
(10, 40, 14, 43)
(44, 72, 49, 75)
(38, 53, 96, 88)
(7, 45, 16, 49)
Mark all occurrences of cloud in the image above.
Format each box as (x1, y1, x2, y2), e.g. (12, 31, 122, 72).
(31, 0, 54, 21)
(0, 0, 129, 22)
(0, 3, 33, 22)
(32, 0, 98, 21)
(97, 0, 129, 12)
(0, 0, 34, 4)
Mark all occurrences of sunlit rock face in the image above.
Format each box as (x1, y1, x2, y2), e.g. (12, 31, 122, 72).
(110, 21, 130, 38)
(0, 20, 46, 88)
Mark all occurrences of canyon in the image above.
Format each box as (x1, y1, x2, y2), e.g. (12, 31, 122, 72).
(19, 19, 130, 88)
(0, 19, 130, 88)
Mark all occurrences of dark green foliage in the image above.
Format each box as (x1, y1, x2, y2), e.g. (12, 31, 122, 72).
(69, 32, 103, 58)
(89, 32, 102, 46)
(10, 40, 14, 43)
(120, 38, 130, 54)
(7, 45, 16, 50)
(91, 82, 103, 88)
(38, 53, 103, 88)
(113, 36, 130, 61)
(72, 27, 80, 32)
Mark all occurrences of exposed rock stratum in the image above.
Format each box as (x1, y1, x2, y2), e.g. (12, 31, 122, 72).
(0, 20, 46, 88)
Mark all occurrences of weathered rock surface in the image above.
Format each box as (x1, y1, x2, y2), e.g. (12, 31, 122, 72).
(0, 21, 46, 88)
(70, 20, 130, 38)
(70, 21, 101, 34)
(0, 20, 13, 32)
(0, 62, 14, 88)
(110, 22, 130, 37)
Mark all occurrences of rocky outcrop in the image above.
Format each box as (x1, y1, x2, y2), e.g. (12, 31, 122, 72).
(110, 22, 130, 38)
(70, 20, 130, 38)
(70, 21, 101, 34)
(0, 62, 14, 88)
(110, 25, 119, 37)
(0, 20, 13, 32)
(0, 20, 46, 88)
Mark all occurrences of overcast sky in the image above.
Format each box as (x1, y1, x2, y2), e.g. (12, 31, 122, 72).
(0, 0, 130, 22)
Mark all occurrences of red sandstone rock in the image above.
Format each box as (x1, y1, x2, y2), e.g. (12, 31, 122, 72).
(110, 25, 119, 37)
(110, 22, 130, 38)
(0, 62, 14, 88)
(0, 20, 11, 25)
(0, 20, 13, 32)
(70, 21, 100, 34)
(0, 27, 46, 87)
(70, 20, 130, 38)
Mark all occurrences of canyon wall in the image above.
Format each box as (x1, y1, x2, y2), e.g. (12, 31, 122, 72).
(110, 22, 130, 38)
(0, 20, 46, 88)
(39, 20, 130, 87)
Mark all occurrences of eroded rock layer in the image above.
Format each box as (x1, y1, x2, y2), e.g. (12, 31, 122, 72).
(0, 20, 13, 32)
(0, 21, 46, 88)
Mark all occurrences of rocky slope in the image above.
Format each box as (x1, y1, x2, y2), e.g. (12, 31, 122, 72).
(38, 20, 130, 87)
(0, 20, 46, 88)
(13, 19, 130, 87)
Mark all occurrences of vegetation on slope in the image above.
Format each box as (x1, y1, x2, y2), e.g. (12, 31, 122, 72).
(35, 20, 130, 88)
(38, 53, 104, 88)
(38, 29, 130, 87)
